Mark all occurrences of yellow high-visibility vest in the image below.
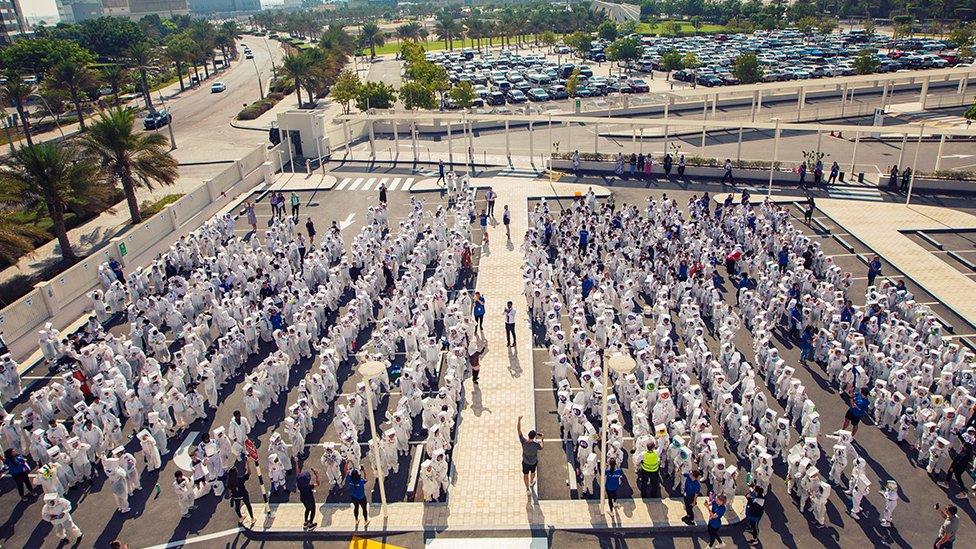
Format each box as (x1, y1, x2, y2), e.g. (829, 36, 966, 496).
(641, 450, 660, 472)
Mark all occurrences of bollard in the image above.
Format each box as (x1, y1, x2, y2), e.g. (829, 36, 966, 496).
(306, 159, 311, 175)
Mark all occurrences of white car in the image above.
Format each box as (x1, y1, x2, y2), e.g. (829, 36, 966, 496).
(211, 82, 226, 93)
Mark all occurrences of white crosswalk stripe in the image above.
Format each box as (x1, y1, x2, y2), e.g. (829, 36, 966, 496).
(825, 186, 884, 202)
(332, 176, 417, 192)
(498, 168, 542, 179)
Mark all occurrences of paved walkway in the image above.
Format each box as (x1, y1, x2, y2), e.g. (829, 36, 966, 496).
(817, 198, 976, 321)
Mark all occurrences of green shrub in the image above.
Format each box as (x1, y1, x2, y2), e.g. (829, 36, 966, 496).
(139, 194, 185, 218)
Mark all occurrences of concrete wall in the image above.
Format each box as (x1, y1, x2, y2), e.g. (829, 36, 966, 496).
(0, 144, 272, 358)
(550, 158, 799, 183)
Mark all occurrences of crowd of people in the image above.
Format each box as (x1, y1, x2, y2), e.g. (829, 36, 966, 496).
(522, 188, 975, 543)
(0, 174, 487, 541)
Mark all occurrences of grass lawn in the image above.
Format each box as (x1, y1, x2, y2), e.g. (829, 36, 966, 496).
(372, 36, 547, 56)
(636, 20, 727, 35)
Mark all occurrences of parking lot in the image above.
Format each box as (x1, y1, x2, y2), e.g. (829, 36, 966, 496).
(428, 28, 969, 114)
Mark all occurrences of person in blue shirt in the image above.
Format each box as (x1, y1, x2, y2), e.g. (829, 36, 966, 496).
(789, 304, 803, 339)
(472, 292, 486, 335)
(867, 255, 882, 286)
(681, 469, 702, 524)
(736, 274, 750, 304)
(745, 485, 766, 541)
(581, 275, 594, 299)
(799, 326, 814, 362)
(678, 260, 689, 282)
(706, 494, 727, 547)
(777, 246, 789, 273)
(840, 299, 854, 323)
(344, 463, 369, 525)
(4, 449, 34, 497)
(579, 228, 589, 252)
(843, 387, 871, 436)
(604, 458, 623, 512)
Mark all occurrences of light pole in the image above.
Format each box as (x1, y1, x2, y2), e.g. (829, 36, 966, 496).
(600, 352, 636, 512)
(262, 36, 278, 78)
(360, 360, 388, 519)
(251, 56, 265, 100)
(154, 91, 177, 149)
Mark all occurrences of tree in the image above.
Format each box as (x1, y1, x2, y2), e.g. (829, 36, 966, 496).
(598, 20, 618, 41)
(660, 21, 681, 36)
(564, 32, 592, 59)
(863, 20, 877, 36)
(360, 22, 384, 59)
(400, 81, 436, 110)
(818, 17, 838, 36)
(1, 71, 36, 147)
(397, 22, 422, 43)
(127, 41, 156, 112)
(165, 33, 195, 92)
(540, 31, 557, 51)
(733, 53, 764, 84)
(282, 52, 312, 108)
(682, 52, 700, 70)
(0, 142, 109, 261)
(449, 81, 476, 109)
(796, 16, 818, 35)
(434, 14, 458, 50)
(853, 49, 880, 74)
(100, 64, 129, 101)
(48, 60, 98, 132)
(660, 49, 684, 79)
(691, 16, 704, 33)
(0, 213, 45, 263)
(82, 107, 178, 225)
(565, 68, 581, 97)
(331, 70, 361, 114)
(77, 16, 146, 58)
(965, 101, 976, 125)
(355, 81, 396, 111)
(607, 36, 641, 72)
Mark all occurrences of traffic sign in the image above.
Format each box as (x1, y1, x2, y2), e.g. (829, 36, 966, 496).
(118, 242, 128, 257)
(245, 438, 259, 461)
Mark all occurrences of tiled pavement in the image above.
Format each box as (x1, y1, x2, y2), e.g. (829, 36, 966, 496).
(817, 199, 976, 322)
(255, 177, 745, 533)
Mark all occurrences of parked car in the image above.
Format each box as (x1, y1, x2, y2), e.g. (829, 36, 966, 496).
(487, 91, 506, 106)
(507, 89, 527, 103)
(211, 82, 227, 93)
(528, 88, 550, 101)
(548, 85, 569, 100)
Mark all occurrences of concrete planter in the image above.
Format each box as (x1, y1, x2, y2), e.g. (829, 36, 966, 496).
(911, 177, 976, 194)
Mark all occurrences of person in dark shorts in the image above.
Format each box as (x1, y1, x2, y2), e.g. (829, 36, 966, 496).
(296, 465, 320, 530)
(681, 469, 702, 524)
(345, 462, 369, 526)
(517, 416, 543, 492)
(227, 461, 255, 525)
(843, 387, 871, 436)
(605, 458, 623, 512)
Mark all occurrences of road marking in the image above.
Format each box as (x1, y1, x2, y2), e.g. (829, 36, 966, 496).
(336, 178, 352, 190)
(940, 154, 973, 159)
(387, 177, 400, 190)
(339, 213, 356, 230)
(425, 538, 547, 549)
(173, 431, 200, 472)
(348, 177, 365, 190)
(142, 527, 243, 549)
(362, 177, 377, 191)
(403, 177, 416, 190)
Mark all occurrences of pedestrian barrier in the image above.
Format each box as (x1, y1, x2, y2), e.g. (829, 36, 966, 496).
(947, 250, 976, 272)
(917, 231, 944, 250)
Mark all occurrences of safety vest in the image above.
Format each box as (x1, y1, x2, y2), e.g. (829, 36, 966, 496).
(641, 450, 660, 472)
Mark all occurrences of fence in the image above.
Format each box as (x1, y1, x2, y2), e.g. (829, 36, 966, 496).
(3, 144, 275, 363)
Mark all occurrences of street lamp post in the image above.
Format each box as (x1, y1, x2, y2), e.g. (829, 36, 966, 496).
(600, 352, 636, 512)
(250, 56, 265, 100)
(360, 360, 389, 519)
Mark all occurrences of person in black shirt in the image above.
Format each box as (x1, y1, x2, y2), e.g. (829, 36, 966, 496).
(296, 465, 320, 530)
(745, 485, 766, 542)
(305, 218, 316, 244)
(227, 461, 255, 525)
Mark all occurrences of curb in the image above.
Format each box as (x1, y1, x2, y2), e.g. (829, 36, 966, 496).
(230, 119, 273, 132)
(178, 160, 238, 166)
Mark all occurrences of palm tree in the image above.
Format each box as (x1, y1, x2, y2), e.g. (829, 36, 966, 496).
(0, 142, 109, 261)
(127, 41, 156, 112)
(281, 53, 311, 108)
(0, 71, 36, 147)
(82, 108, 178, 225)
(0, 213, 45, 263)
(360, 23, 384, 59)
(100, 64, 129, 103)
(397, 22, 422, 43)
(434, 15, 456, 50)
(48, 60, 99, 133)
(165, 34, 194, 92)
